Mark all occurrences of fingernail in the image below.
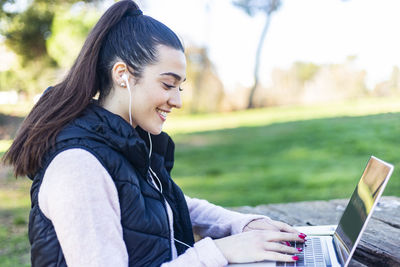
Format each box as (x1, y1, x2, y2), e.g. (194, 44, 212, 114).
(299, 233, 307, 239)
(292, 256, 299, 261)
(285, 241, 291, 247)
(297, 247, 303, 252)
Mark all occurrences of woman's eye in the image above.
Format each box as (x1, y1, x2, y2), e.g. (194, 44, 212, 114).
(162, 82, 183, 91)
(162, 82, 174, 89)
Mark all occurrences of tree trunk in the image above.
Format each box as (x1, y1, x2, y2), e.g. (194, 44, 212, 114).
(247, 14, 272, 109)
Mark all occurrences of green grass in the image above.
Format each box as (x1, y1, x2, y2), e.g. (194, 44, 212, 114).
(0, 170, 31, 267)
(170, 113, 400, 206)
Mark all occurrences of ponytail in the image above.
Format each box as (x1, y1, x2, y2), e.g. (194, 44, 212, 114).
(3, 0, 141, 177)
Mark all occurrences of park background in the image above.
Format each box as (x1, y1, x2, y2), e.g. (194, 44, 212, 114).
(0, 0, 400, 266)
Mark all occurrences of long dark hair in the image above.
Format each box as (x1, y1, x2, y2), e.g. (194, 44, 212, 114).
(3, 0, 184, 177)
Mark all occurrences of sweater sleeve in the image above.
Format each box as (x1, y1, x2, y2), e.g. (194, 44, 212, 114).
(38, 149, 128, 267)
(161, 237, 228, 267)
(185, 195, 268, 238)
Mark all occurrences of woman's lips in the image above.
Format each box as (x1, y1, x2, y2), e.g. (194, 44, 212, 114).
(156, 108, 168, 121)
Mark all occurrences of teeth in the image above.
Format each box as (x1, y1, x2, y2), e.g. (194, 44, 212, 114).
(157, 108, 167, 118)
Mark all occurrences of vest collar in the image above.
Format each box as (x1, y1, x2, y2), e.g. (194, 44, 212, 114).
(57, 102, 150, 176)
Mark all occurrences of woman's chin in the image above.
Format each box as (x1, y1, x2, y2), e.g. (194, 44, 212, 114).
(143, 125, 163, 135)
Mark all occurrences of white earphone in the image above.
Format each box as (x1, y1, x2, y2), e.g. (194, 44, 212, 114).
(122, 73, 128, 82)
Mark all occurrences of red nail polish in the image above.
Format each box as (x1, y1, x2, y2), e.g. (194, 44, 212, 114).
(297, 247, 303, 252)
(285, 241, 291, 247)
(292, 256, 299, 261)
(299, 233, 307, 239)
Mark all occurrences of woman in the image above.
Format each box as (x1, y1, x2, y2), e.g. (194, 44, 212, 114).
(4, 1, 305, 266)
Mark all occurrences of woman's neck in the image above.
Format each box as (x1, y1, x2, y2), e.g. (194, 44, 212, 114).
(100, 89, 133, 126)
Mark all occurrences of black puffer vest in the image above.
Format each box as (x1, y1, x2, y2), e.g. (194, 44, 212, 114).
(28, 103, 194, 266)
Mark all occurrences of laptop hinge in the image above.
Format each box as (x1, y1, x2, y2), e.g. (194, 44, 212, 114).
(332, 234, 346, 266)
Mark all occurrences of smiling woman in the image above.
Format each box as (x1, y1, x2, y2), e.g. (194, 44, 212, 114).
(2, 1, 305, 266)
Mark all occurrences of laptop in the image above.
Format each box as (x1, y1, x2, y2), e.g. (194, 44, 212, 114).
(229, 156, 394, 267)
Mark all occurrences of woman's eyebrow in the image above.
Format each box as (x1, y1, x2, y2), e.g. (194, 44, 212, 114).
(160, 72, 186, 82)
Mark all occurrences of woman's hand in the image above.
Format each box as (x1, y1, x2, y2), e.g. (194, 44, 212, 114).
(243, 217, 299, 234)
(244, 217, 305, 248)
(213, 230, 305, 263)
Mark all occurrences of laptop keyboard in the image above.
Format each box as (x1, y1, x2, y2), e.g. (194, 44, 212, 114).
(276, 238, 327, 267)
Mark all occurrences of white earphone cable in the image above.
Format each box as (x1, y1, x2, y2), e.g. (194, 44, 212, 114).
(123, 74, 133, 126)
(174, 238, 192, 249)
(148, 132, 152, 159)
(127, 85, 132, 126)
(149, 168, 163, 194)
(148, 132, 163, 193)
(148, 132, 192, 249)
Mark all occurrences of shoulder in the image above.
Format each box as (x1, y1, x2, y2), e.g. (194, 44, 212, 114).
(39, 148, 120, 218)
(47, 148, 106, 175)
(42, 148, 114, 194)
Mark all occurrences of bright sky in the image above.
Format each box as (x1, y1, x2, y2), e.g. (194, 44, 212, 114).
(141, 0, 400, 90)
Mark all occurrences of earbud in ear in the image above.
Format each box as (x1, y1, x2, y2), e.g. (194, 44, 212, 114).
(122, 73, 128, 82)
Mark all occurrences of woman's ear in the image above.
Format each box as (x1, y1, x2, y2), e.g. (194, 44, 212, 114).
(112, 62, 128, 88)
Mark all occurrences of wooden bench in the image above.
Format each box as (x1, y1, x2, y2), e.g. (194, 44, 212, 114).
(230, 196, 400, 267)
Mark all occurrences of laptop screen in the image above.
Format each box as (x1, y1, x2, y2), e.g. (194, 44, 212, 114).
(333, 156, 393, 265)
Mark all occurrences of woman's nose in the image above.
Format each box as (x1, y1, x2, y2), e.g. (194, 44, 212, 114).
(168, 89, 182, 109)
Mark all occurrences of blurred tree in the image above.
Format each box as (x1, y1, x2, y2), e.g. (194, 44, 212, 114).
(0, 0, 100, 62)
(389, 66, 400, 93)
(294, 62, 320, 85)
(1, 2, 53, 62)
(0, 0, 102, 94)
(264, 60, 366, 106)
(185, 46, 225, 113)
(47, 3, 101, 69)
(0, 55, 56, 94)
(373, 66, 400, 97)
(232, 0, 281, 109)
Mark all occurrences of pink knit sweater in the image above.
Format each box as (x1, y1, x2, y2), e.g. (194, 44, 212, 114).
(39, 149, 265, 267)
